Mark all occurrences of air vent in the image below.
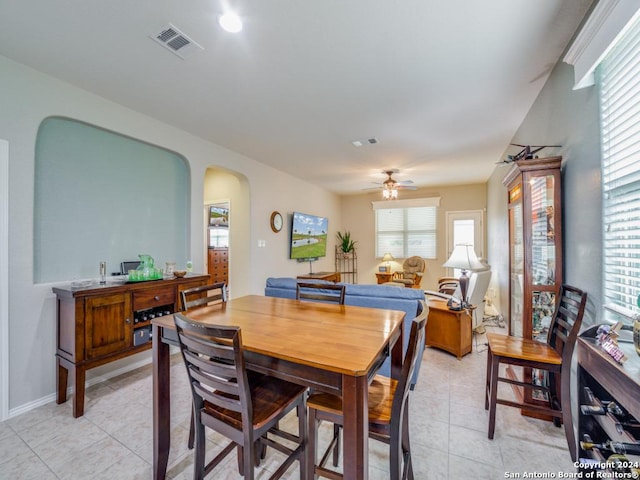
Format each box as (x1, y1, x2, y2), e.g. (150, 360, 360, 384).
(150, 24, 204, 59)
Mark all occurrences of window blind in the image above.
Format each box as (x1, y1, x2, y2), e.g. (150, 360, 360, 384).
(375, 205, 437, 259)
(599, 14, 640, 315)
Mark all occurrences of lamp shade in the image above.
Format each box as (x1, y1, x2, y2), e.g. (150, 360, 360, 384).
(382, 252, 394, 262)
(443, 244, 483, 271)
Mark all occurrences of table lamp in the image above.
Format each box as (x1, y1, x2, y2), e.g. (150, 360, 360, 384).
(442, 244, 483, 307)
(382, 252, 394, 272)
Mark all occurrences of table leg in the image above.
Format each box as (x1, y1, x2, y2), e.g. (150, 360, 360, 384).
(341, 374, 368, 480)
(153, 324, 171, 480)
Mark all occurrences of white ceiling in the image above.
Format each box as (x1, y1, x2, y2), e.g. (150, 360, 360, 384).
(0, 0, 593, 194)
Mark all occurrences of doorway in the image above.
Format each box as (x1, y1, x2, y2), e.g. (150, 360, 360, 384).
(446, 210, 484, 275)
(205, 202, 230, 286)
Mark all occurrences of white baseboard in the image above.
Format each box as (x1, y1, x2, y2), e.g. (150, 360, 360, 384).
(8, 345, 179, 419)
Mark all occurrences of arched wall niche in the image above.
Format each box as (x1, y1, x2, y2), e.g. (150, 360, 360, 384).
(34, 116, 190, 282)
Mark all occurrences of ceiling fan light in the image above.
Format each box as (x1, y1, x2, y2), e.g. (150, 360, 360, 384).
(383, 186, 398, 200)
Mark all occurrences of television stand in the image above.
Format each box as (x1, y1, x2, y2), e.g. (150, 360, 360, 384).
(297, 272, 341, 283)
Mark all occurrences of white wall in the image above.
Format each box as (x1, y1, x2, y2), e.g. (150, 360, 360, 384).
(1, 55, 341, 414)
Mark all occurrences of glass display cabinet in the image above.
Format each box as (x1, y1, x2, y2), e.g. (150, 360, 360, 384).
(503, 156, 563, 416)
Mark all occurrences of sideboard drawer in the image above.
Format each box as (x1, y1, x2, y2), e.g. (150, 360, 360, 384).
(133, 285, 176, 311)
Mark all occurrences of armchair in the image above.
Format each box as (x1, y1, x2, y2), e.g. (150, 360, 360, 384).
(391, 256, 426, 288)
(426, 266, 492, 328)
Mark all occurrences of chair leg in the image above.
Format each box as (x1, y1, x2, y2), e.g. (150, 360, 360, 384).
(485, 347, 492, 410)
(188, 407, 195, 450)
(297, 402, 307, 476)
(237, 445, 244, 476)
(307, 406, 318, 480)
(560, 367, 577, 462)
(401, 399, 414, 480)
(332, 424, 340, 467)
(193, 417, 206, 480)
(389, 427, 401, 480)
(487, 354, 500, 439)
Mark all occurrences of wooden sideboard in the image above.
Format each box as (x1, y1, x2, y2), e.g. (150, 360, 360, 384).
(425, 298, 472, 359)
(53, 274, 209, 417)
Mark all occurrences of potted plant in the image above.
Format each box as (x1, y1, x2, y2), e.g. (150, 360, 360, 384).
(337, 231, 357, 254)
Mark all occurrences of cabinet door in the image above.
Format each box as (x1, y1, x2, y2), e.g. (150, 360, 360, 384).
(509, 200, 524, 337)
(529, 173, 558, 342)
(85, 293, 132, 359)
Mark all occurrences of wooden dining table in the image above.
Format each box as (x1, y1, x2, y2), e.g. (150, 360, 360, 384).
(151, 294, 405, 480)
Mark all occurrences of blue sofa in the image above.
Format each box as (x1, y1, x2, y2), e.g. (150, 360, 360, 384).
(264, 277, 426, 388)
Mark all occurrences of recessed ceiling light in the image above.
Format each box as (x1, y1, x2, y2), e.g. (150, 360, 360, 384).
(351, 140, 363, 147)
(219, 12, 243, 33)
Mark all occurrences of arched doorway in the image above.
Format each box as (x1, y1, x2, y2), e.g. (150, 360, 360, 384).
(203, 167, 251, 297)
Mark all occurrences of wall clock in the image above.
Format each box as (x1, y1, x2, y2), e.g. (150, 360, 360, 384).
(270, 211, 283, 233)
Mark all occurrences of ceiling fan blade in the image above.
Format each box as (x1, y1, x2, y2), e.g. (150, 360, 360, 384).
(396, 185, 417, 190)
(397, 180, 414, 185)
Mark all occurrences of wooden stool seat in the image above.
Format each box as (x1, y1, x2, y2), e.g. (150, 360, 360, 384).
(486, 333, 562, 364)
(308, 375, 397, 428)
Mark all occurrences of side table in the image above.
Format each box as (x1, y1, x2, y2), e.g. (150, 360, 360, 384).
(425, 298, 472, 359)
(375, 272, 393, 284)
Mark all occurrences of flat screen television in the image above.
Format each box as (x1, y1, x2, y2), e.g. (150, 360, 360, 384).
(290, 212, 329, 261)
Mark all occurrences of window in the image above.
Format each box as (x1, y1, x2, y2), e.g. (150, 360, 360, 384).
(373, 198, 439, 259)
(599, 14, 640, 316)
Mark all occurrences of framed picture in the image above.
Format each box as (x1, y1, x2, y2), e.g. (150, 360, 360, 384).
(378, 266, 388, 273)
(209, 205, 229, 227)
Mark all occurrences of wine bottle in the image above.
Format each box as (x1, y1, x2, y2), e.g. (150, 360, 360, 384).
(580, 401, 624, 416)
(580, 440, 640, 456)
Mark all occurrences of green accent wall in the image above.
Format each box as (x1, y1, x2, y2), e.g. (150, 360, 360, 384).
(34, 117, 189, 282)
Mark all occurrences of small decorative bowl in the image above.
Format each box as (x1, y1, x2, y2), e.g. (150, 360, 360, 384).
(173, 270, 187, 278)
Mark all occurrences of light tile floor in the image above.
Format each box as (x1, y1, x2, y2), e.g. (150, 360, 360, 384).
(0, 326, 576, 479)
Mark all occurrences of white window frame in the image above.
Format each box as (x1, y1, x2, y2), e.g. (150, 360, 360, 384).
(598, 13, 640, 319)
(372, 197, 440, 259)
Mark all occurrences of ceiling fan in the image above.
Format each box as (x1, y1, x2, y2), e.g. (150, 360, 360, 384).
(366, 169, 416, 199)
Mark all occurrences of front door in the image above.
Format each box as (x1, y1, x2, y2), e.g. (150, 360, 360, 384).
(446, 210, 484, 275)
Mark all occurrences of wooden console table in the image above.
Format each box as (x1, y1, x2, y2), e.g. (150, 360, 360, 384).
(425, 298, 472, 359)
(297, 271, 341, 283)
(53, 274, 209, 417)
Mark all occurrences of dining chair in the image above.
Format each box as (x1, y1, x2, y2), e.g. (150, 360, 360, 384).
(485, 285, 587, 461)
(181, 281, 227, 311)
(181, 281, 229, 449)
(296, 282, 346, 304)
(174, 313, 307, 480)
(306, 299, 428, 480)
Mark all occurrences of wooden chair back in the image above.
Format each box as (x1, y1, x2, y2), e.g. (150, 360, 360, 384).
(547, 284, 588, 366)
(390, 300, 427, 429)
(181, 281, 227, 311)
(174, 314, 251, 443)
(296, 282, 346, 304)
